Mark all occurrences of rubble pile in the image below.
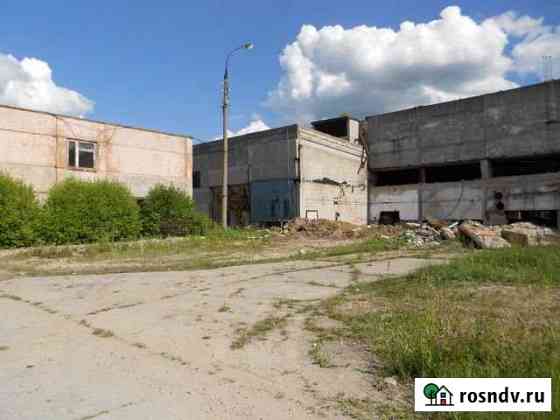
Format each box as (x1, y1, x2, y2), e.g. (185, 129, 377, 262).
(399, 223, 442, 248)
(458, 221, 559, 249)
(276, 217, 559, 249)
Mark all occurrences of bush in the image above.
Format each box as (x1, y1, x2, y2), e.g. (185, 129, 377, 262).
(140, 184, 214, 236)
(0, 173, 41, 248)
(40, 178, 141, 244)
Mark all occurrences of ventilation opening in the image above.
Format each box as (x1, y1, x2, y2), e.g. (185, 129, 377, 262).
(426, 163, 481, 183)
(492, 154, 560, 177)
(379, 211, 400, 225)
(505, 210, 558, 228)
(375, 169, 419, 186)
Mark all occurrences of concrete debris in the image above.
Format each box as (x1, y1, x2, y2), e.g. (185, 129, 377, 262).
(399, 223, 441, 248)
(276, 218, 558, 250)
(440, 227, 456, 241)
(501, 222, 557, 247)
(458, 223, 511, 249)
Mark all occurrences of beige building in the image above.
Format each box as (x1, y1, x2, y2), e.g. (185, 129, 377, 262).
(0, 105, 192, 199)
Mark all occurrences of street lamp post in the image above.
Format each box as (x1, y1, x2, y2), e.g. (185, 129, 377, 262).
(222, 42, 253, 228)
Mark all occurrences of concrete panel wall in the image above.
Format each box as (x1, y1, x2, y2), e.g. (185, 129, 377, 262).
(485, 173, 560, 212)
(367, 81, 560, 170)
(0, 105, 192, 198)
(368, 185, 419, 221)
(193, 126, 298, 189)
(422, 181, 483, 220)
(298, 128, 367, 225)
(366, 81, 560, 222)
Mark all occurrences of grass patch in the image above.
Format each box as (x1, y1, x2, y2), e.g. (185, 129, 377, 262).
(328, 246, 560, 419)
(231, 315, 288, 349)
(91, 328, 114, 338)
(309, 340, 332, 368)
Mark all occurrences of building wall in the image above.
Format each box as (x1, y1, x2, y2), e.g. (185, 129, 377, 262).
(193, 126, 298, 224)
(298, 128, 367, 225)
(367, 81, 560, 170)
(193, 125, 368, 225)
(366, 81, 560, 224)
(0, 105, 192, 198)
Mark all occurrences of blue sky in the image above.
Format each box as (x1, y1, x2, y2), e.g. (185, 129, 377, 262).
(1, 1, 559, 140)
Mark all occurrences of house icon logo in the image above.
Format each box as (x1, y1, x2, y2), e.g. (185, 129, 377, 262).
(423, 383, 454, 406)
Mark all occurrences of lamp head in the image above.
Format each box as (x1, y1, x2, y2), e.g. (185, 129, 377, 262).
(243, 43, 254, 50)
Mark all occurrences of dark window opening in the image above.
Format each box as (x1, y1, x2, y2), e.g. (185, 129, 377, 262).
(492, 154, 560, 177)
(425, 163, 481, 183)
(310, 117, 349, 139)
(505, 210, 558, 228)
(193, 170, 201, 189)
(375, 169, 419, 186)
(379, 211, 400, 225)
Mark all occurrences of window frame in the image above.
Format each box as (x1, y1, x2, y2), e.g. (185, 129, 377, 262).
(67, 139, 97, 171)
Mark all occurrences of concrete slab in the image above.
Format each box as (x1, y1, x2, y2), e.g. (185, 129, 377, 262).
(0, 257, 440, 419)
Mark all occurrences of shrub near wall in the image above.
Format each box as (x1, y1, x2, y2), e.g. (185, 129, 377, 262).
(0, 173, 41, 248)
(41, 178, 141, 244)
(141, 184, 214, 236)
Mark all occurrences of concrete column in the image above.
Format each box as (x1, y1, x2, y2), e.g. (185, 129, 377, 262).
(480, 159, 492, 224)
(480, 159, 492, 179)
(418, 168, 426, 222)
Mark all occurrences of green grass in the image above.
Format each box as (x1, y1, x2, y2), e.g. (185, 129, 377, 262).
(0, 230, 406, 277)
(230, 315, 289, 349)
(328, 246, 560, 419)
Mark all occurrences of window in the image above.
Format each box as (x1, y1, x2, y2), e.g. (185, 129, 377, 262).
(68, 140, 95, 169)
(193, 170, 201, 188)
(425, 162, 481, 183)
(492, 154, 560, 177)
(374, 169, 419, 186)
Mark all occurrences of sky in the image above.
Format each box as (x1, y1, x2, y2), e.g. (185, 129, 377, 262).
(1, 1, 560, 141)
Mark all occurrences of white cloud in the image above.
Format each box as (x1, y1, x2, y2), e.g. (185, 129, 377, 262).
(267, 6, 558, 122)
(230, 117, 270, 136)
(0, 53, 93, 116)
(213, 116, 271, 140)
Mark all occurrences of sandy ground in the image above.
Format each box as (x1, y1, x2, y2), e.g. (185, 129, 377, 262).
(0, 257, 441, 419)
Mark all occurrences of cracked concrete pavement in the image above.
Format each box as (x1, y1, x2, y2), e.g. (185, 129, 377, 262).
(0, 257, 441, 419)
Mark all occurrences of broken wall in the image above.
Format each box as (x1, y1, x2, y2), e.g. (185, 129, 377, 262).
(298, 128, 367, 225)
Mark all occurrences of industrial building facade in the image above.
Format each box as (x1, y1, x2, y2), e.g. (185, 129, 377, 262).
(366, 80, 560, 228)
(0, 105, 193, 199)
(193, 117, 367, 225)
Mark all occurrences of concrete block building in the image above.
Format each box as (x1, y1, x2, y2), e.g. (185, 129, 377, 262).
(0, 105, 193, 199)
(193, 117, 367, 225)
(366, 80, 560, 227)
